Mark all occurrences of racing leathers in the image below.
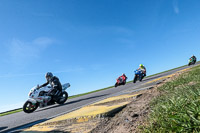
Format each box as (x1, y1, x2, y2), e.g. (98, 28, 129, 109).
(117, 74, 127, 84)
(138, 66, 146, 77)
(40, 76, 62, 99)
(191, 55, 197, 63)
(121, 74, 127, 81)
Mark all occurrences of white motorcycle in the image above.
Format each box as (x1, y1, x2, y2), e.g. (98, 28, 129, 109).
(23, 83, 70, 113)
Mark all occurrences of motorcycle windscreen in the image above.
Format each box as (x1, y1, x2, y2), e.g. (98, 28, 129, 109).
(62, 83, 70, 90)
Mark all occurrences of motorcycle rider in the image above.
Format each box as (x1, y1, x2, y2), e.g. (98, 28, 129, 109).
(121, 73, 127, 81)
(37, 72, 62, 101)
(191, 55, 197, 64)
(138, 64, 146, 77)
(116, 73, 127, 86)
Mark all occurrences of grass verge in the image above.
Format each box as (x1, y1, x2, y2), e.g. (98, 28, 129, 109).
(0, 109, 22, 117)
(68, 86, 114, 99)
(142, 65, 200, 132)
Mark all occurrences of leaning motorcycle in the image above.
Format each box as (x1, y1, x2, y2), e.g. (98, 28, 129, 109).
(133, 69, 144, 83)
(23, 83, 70, 113)
(188, 58, 195, 66)
(115, 76, 127, 87)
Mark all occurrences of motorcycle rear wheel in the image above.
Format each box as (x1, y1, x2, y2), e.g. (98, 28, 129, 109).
(123, 81, 126, 85)
(56, 91, 68, 104)
(23, 101, 38, 113)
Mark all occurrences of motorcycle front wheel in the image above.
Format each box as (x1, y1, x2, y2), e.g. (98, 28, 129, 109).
(56, 91, 68, 104)
(115, 83, 118, 87)
(23, 101, 38, 113)
(133, 75, 137, 83)
(139, 75, 143, 81)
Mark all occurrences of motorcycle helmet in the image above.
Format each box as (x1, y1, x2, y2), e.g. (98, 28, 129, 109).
(45, 72, 53, 82)
(140, 64, 143, 67)
(122, 73, 125, 76)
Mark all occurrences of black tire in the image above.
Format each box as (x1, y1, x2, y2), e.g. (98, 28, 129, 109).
(123, 80, 126, 85)
(115, 83, 118, 87)
(139, 75, 143, 81)
(23, 101, 38, 113)
(133, 75, 137, 83)
(56, 91, 68, 104)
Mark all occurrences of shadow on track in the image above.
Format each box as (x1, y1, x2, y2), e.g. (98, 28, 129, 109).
(0, 127, 7, 131)
(35, 94, 109, 113)
(1, 119, 48, 133)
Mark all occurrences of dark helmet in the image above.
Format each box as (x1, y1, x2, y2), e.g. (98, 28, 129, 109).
(45, 72, 53, 82)
(122, 73, 125, 76)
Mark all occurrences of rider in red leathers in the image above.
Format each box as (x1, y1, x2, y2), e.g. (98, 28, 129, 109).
(121, 73, 127, 81)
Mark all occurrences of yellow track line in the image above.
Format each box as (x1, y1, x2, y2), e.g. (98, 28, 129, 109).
(145, 68, 191, 84)
(24, 93, 140, 132)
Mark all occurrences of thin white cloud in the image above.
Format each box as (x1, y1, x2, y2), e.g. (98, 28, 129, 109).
(53, 67, 85, 74)
(119, 38, 135, 44)
(7, 37, 54, 64)
(32, 12, 54, 17)
(173, 0, 179, 14)
(118, 38, 135, 49)
(33, 37, 54, 48)
(90, 64, 106, 71)
(0, 72, 44, 78)
(99, 26, 134, 36)
(114, 27, 134, 35)
(9, 39, 38, 59)
(0, 67, 84, 78)
(78, 26, 134, 36)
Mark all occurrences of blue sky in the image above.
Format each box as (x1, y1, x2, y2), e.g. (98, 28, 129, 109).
(0, 0, 200, 112)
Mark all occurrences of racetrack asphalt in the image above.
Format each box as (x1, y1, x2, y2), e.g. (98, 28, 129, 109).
(0, 63, 199, 133)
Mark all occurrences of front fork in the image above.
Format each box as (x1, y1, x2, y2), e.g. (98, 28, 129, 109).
(139, 74, 143, 81)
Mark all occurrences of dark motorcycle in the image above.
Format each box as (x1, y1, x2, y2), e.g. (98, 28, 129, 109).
(188, 58, 196, 66)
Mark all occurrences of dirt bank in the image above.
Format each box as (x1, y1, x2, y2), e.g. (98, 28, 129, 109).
(90, 86, 159, 133)
(90, 70, 187, 133)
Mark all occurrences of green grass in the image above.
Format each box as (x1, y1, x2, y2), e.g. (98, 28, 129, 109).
(141, 65, 200, 132)
(0, 109, 22, 117)
(68, 86, 114, 99)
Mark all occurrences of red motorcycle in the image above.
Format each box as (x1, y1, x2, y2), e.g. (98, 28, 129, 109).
(115, 75, 127, 87)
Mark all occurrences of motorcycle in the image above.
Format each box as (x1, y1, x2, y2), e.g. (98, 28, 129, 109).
(133, 69, 144, 83)
(115, 76, 127, 87)
(23, 83, 70, 113)
(188, 58, 196, 66)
